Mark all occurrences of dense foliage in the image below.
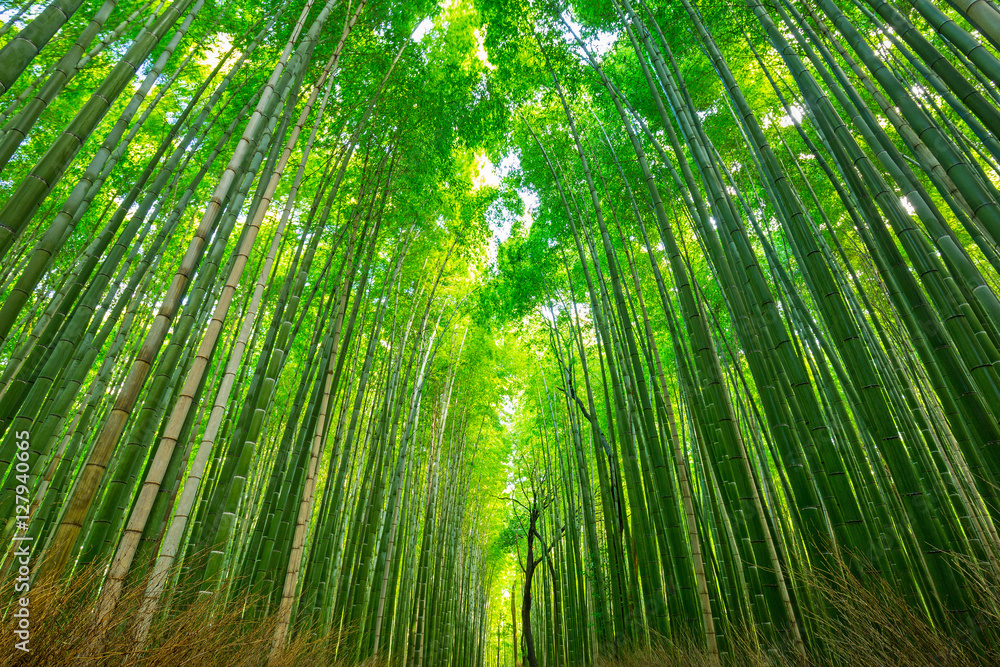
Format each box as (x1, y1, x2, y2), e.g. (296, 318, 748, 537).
(2, 0, 1000, 664)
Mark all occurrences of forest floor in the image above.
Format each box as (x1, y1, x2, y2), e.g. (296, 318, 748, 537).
(3, 553, 999, 666)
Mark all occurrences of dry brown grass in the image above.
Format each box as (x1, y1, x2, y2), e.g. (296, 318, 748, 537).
(3, 552, 999, 666)
(599, 555, 1000, 667)
(0, 556, 359, 667)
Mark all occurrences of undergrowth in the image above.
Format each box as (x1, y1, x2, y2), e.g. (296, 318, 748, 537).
(599, 554, 1000, 667)
(0, 556, 359, 667)
(2, 553, 998, 665)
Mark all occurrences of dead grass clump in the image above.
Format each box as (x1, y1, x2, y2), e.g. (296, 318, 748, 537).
(595, 641, 724, 667)
(600, 554, 1000, 666)
(801, 563, 990, 667)
(0, 556, 360, 667)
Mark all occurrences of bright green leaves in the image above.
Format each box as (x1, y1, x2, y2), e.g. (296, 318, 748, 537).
(478, 220, 560, 326)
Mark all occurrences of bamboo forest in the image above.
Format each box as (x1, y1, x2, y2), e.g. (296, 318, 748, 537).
(6, 0, 1000, 664)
